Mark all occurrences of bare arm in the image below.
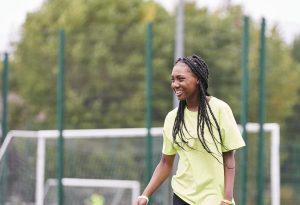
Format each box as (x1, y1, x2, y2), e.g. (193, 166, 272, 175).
(222, 150, 236, 204)
(136, 154, 175, 205)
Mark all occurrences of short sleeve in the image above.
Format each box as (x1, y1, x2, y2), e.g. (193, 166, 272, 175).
(162, 113, 177, 155)
(162, 130, 177, 155)
(220, 103, 246, 152)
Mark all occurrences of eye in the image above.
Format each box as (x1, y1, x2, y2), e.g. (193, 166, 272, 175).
(179, 77, 185, 82)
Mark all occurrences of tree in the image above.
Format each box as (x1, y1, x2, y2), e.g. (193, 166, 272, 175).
(11, 0, 174, 129)
(291, 34, 300, 63)
(10, 1, 300, 130)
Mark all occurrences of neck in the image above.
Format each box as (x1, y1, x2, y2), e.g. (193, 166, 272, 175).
(186, 98, 199, 112)
(186, 96, 211, 111)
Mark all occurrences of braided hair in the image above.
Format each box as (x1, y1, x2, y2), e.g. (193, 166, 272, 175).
(172, 55, 226, 160)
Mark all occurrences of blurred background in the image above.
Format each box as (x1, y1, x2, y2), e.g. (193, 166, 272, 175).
(0, 0, 300, 205)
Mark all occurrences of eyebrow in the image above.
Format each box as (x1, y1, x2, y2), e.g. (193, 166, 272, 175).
(171, 74, 186, 78)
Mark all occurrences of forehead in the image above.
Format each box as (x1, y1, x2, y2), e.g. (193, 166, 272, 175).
(171, 63, 192, 76)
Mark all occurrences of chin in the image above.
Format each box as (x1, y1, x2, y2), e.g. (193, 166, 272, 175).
(177, 96, 186, 101)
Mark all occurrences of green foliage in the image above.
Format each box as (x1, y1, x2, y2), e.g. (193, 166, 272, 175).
(11, 0, 173, 129)
(264, 29, 300, 123)
(291, 35, 300, 62)
(10, 1, 300, 130)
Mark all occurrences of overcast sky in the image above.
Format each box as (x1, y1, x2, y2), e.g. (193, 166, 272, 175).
(1, 0, 300, 53)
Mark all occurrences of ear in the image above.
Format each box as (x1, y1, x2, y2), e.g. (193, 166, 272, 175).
(197, 79, 200, 84)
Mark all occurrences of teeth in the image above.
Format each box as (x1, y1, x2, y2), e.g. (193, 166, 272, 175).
(175, 91, 182, 95)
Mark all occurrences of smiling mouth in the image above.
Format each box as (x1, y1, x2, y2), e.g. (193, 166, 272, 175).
(174, 90, 183, 96)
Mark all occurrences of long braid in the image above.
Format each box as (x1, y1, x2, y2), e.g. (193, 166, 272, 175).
(173, 101, 188, 147)
(172, 55, 225, 161)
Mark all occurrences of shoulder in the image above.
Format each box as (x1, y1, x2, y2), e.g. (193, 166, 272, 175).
(165, 107, 178, 121)
(163, 108, 178, 127)
(163, 108, 178, 132)
(211, 96, 231, 111)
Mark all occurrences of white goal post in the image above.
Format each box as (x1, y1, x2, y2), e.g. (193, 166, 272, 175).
(0, 123, 280, 205)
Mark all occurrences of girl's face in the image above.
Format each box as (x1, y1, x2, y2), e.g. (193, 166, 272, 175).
(171, 63, 199, 102)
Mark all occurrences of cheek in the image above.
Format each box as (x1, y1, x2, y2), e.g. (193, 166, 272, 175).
(187, 82, 198, 92)
(171, 82, 176, 89)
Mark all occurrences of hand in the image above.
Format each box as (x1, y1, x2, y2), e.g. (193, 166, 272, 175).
(135, 198, 148, 205)
(220, 200, 233, 205)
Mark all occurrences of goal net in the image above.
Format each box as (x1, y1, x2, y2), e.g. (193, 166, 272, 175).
(0, 124, 279, 205)
(44, 178, 139, 205)
(0, 128, 169, 205)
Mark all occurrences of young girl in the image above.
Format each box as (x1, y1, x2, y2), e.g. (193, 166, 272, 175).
(136, 55, 245, 205)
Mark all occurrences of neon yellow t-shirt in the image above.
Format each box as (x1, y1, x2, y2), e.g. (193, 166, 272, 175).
(162, 96, 245, 205)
